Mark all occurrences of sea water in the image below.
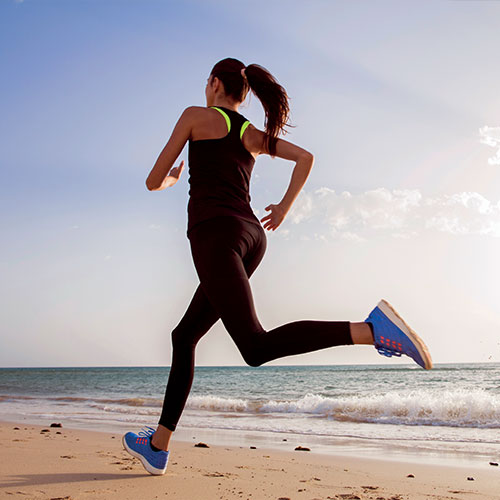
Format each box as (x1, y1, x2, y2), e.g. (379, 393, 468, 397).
(1, 363, 500, 466)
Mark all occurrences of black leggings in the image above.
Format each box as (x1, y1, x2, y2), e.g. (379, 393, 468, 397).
(158, 215, 353, 431)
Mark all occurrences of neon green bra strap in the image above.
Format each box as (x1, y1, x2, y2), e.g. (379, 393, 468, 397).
(240, 120, 250, 140)
(210, 106, 231, 133)
(209, 107, 250, 141)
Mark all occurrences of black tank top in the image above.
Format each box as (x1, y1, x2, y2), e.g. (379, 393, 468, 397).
(186, 106, 262, 236)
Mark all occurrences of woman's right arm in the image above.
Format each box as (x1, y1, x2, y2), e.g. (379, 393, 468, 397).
(244, 125, 314, 231)
(146, 107, 195, 191)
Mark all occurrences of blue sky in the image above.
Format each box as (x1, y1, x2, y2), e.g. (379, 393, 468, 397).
(1, 0, 500, 367)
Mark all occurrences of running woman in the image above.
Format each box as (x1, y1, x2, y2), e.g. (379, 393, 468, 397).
(122, 58, 433, 475)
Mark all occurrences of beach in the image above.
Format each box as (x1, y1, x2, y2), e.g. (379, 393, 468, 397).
(1, 419, 499, 500)
(2, 364, 500, 498)
(2, 364, 500, 464)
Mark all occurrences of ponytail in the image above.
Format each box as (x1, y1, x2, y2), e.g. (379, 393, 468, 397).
(209, 58, 294, 158)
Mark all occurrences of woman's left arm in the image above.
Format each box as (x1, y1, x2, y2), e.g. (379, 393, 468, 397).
(146, 107, 194, 191)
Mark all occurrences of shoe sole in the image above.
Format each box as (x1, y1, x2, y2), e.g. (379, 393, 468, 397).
(122, 435, 167, 475)
(378, 299, 433, 370)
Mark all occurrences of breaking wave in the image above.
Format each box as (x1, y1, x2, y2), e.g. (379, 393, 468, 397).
(3, 388, 500, 428)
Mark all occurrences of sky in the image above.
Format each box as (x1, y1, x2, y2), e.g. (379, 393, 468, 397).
(1, 0, 500, 368)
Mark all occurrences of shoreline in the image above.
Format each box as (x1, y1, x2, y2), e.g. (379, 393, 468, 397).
(1, 419, 500, 499)
(2, 415, 498, 471)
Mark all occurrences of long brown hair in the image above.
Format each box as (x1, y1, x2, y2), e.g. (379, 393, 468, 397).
(209, 58, 294, 158)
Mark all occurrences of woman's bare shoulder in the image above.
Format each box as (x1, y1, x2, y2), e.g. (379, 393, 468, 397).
(181, 105, 209, 117)
(242, 123, 266, 157)
(178, 106, 213, 140)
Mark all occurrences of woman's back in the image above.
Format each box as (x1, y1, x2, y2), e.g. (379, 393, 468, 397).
(186, 106, 261, 237)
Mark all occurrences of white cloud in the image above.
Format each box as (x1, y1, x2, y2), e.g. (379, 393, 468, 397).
(287, 187, 500, 240)
(479, 126, 500, 166)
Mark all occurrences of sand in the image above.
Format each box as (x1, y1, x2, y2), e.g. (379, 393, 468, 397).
(1, 420, 499, 500)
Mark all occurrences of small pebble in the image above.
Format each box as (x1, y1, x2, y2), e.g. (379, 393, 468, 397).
(407, 474, 415, 478)
(294, 446, 310, 451)
(467, 477, 474, 481)
(50, 422, 63, 428)
(489, 462, 498, 466)
(194, 442, 209, 448)
(250, 446, 256, 449)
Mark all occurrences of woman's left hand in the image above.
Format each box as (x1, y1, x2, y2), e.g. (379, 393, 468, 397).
(260, 203, 287, 231)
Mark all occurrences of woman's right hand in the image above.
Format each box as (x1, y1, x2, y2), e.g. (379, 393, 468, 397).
(260, 203, 288, 231)
(168, 160, 185, 180)
(159, 160, 185, 188)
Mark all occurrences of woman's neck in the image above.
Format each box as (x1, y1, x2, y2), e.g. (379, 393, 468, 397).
(208, 100, 239, 112)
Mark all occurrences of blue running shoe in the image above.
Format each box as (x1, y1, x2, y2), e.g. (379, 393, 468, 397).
(365, 299, 433, 370)
(122, 425, 169, 475)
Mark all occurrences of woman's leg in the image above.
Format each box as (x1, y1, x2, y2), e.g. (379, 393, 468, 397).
(161, 285, 220, 430)
(153, 283, 219, 451)
(153, 219, 271, 450)
(189, 216, 360, 368)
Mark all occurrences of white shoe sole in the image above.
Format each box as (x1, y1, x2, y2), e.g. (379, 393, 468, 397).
(377, 299, 433, 370)
(122, 435, 167, 475)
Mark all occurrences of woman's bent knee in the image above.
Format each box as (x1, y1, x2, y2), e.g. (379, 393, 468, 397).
(239, 341, 266, 367)
(242, 352, 264, 367)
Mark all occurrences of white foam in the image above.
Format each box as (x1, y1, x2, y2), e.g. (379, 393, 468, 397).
(186, 395, 250, 412)
(4, 388, 500, 430)
(261, 389, 500, 428)
(183, 389, 500, 428)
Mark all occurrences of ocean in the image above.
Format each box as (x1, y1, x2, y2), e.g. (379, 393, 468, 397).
(1, 363, 500, 467)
